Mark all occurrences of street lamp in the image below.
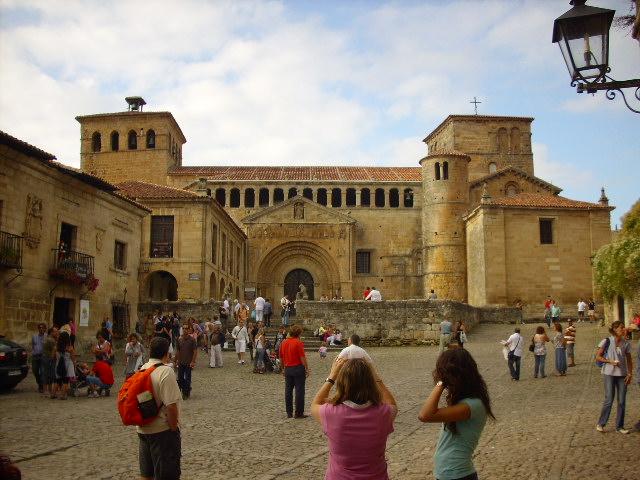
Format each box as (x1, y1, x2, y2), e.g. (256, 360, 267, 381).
(552, 0, 640, 114)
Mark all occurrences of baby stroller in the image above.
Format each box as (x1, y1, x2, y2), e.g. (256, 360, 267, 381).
(70, 364, 89, 397)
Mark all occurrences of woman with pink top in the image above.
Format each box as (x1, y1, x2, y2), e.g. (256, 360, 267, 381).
(311, 357, 397, 479)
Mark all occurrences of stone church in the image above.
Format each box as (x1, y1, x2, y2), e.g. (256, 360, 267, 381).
(75, 97, 613, 319)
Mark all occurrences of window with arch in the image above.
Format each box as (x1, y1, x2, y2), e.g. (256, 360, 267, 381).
(230, 188, 240, 208)
(403, 188, 414, 208)
(110, 131, 119, 151)
(146, 129, 156, 148)
(259, 188, 269, 207)
(375, 188, 385, 207)
(434, 162, 441, 180)
(317, 188, 327, 206)
(442, 161, 449, 180)
(303, 188, 313, 200)
(91, 132, 101, 152)
(505, 183, 519, 197)
(215, 188, 226, 206)
(128, 130, 137, 150)
(331, 188, 342, 207)
(288, 187, 297, 199)
(361, 188, 371, 207)
(244, 188, 255, 208)
(488, 162, 497, 174)
(510, 127, 521, 153)
(274, 188, 284, 203)
(172, 143, 176, 158)
(498, 127, 508, 153)
(346, 188, 356, 207)
(389, 188, 399, 208)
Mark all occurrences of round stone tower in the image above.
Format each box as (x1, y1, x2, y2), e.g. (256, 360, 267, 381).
(419, 151, 470, 301)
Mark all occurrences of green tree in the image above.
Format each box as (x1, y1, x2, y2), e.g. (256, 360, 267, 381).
(594, 199, 640, 300)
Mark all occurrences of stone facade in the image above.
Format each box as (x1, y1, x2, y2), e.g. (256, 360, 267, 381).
(71, 101, 613, 317)
(0, 132, 147, 345)
(294, 299, 521, 346)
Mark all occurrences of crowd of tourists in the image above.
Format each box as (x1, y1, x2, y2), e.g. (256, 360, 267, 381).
(20, 290, 640, 480)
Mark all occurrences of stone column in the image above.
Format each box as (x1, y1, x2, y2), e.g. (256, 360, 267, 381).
(341, 189, 346, 208)
(240, 188, 245, 208)
(355, 189, 361, 207)
(312, 188, 317, 202)
(268, 187, 274, 207)
(327, 189, 333, 207)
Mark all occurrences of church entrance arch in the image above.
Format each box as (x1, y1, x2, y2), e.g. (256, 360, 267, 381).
(255, 241, 341, 304)
(284, 269, 314, 301)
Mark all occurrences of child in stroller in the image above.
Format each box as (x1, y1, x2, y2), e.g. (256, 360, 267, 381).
(70, 362, 90, 397)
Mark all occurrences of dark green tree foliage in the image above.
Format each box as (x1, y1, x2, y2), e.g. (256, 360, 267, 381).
(594, 200, 640, 300)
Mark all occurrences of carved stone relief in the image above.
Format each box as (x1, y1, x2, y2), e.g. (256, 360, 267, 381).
(95, 229, 105, 253)
(23, 194, 43, 249)
(293, 202, 304, 220)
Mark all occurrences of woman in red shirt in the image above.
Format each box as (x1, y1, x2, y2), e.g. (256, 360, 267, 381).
(279, 325, 309, 418)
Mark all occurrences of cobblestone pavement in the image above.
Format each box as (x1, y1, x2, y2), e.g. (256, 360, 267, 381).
(1, 323, 638, 480)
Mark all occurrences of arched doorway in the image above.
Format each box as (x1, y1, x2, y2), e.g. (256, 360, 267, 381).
(284, 269, 315, 301)
(146, 271, 178, 301)
(219, 278, 225, 300)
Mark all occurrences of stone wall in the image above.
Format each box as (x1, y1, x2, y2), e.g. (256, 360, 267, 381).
(294, 300, 521, 346)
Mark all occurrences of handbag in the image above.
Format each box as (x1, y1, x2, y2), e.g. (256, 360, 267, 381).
(528, 336, 535, 352)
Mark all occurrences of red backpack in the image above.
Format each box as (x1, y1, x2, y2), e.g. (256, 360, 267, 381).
(117, 363, 163, 426)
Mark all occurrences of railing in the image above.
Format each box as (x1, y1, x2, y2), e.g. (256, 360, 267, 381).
(150, 242, 173, 258)
(0, 230, 23, 270)
(51, 248, 95, 280)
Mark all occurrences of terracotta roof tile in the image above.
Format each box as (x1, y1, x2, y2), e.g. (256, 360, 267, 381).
(489, 192, 610, 210)
(116, 181, 200, 199)
(169, 166, 422, 182)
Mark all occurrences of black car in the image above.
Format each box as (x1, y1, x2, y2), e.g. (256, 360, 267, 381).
(0, 337, 29, 391)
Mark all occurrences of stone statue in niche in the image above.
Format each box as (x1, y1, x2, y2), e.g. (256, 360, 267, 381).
(23, 194, 43, 249)
(296, 283, 308, 300)
(95, 230, 105, 252)
(293, 202, 304, 220)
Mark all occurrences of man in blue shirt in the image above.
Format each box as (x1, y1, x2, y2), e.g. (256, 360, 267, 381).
(31, 323, 47, 393)
(439, 319, 452, 353)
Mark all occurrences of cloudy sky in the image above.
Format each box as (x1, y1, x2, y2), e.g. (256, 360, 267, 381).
(1, 0, 638, 225)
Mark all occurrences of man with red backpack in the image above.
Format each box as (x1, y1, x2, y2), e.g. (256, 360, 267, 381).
(133, 337, 182, 479)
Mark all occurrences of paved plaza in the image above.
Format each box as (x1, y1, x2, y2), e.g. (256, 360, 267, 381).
(1, 323, 637, 480)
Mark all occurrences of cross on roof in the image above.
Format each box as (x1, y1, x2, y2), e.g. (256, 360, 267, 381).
(470, 97, 482, 115)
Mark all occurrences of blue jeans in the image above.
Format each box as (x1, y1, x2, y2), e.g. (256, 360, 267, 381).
(254, 348, 265, 369)
(534, 354, 546, 377)
(507, 352, 521, 380)
(177, 364, 192, 395)
(555, 347, 567, 374)
(86, 375, 110, 389)
(598, 375, 627, 429)
(282, 311, 290, 326)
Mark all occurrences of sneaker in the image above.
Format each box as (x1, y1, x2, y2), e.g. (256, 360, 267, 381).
(238, 361, 242, 364)
(616, 428, 630, 434)
(596, 424, 605, 432)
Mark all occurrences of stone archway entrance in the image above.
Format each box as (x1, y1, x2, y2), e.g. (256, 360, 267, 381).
(284, 269, 314, 301)
(146, 270, 178, 301)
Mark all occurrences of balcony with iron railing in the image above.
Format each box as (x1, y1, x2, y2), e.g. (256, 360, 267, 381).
(50, 248, 95, 285)
(0, 230, 23, 271)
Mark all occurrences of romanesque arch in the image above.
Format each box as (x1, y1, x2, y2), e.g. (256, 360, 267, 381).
(255, 241, 341, 301)
(209, 272, 217, 300)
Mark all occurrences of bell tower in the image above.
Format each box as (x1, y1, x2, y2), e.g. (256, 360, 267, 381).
(76, 97, 186, 186)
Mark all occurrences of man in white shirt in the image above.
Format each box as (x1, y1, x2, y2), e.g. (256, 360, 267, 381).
(338, 334, 373, 363)
(577, 298, 587, 322)
(428, 289, 437, 300)
(137, 336, 182, 480)
(504, 327, 524, 381)
(254, 296, 265, 324)
(365, 287, 382, 302)
(231, 320, 249, 365)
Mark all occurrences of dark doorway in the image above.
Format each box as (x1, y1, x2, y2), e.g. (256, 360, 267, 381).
(53, 297, 74, 328)
(284, 269, 315, 313)
(59, 222, 77, 251)
(617, 296, 625, 323)
(112, 302, 130, 340)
